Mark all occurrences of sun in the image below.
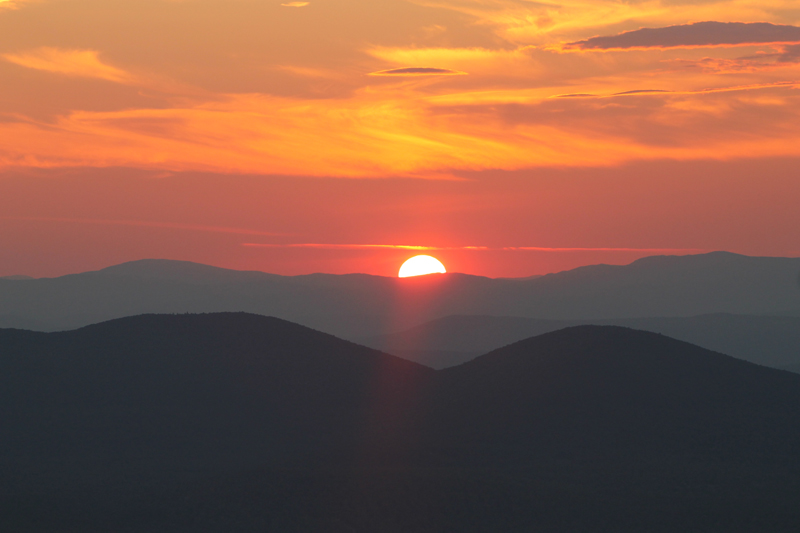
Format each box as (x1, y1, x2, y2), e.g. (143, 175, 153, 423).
(398, 255, 447, 278)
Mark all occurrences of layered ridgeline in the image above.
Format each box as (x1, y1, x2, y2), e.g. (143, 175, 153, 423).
(1, 252, 799, 338)
(2, 313, 800, 532)
(363, 313, 800, 370)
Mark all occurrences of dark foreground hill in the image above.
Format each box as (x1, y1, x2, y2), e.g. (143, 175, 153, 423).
(364, 313, 800, 370)
(0, 314, 433, 491)
(1, 251, 799, 338)
(429, 327, 800, 464)
(2, 314, 800, 532)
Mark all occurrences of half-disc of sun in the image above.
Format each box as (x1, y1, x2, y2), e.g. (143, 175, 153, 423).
(398, 255, 447, 278)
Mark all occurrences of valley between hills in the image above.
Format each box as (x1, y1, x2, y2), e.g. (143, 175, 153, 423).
(2, 253, 800, 531)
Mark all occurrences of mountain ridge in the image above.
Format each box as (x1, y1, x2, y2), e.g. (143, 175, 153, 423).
(428, 324, 800, 465)
(1, 252, 798, 338)
(0, 312, 433, 492)
(3, 312, 800, 531)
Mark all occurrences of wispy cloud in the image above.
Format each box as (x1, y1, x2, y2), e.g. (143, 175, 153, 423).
(503, 247, 707, 253)
(281, 2, 309, 7)
(4, 3, 800, 177)
(413, 1, 800, 46)
(4, 81, 800, 176)
(0, 0, 26, 9)
(367, 46, 521, 76)
(369, 67, 466, 76)
(2, 47, 134, 83)
(549, 81, 799, 100)
(566, 22, 800, 51)
(243, 243, 486, 250)
(663, 44, 800, 73)
(242, 243, 706, 253)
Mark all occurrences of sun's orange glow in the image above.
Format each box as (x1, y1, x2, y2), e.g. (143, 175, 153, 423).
(398, 255, 447, 278)
(2, 1, 800, 278)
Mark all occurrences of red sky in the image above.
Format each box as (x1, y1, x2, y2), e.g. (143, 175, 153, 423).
(1, 0, 800, 278)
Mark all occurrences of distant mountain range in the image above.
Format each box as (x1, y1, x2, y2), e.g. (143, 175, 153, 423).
(2, 313, 800, 531)
(1, 252, 799, 339)
(363, 313, 800, 371)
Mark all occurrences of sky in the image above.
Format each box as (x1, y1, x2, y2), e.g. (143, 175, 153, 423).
(1, 0, 799, 278)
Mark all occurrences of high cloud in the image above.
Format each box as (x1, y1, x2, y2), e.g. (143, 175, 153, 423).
(4, 1, 800, 176)
(2, 48, 134, 83)
(567, 22, 800, 50)
(3, 83, 800, 177)
(663, 44, 800, 73)
(369, 67, 466, 76)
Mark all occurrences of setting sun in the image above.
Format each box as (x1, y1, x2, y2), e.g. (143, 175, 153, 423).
(2, 0, 799, 528)
(398, 255, 447, 278)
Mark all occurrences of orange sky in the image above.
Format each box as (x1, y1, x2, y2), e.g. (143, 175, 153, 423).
(1, 0, 800, 277)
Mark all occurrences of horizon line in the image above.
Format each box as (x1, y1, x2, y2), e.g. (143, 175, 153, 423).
(5, 250, 792, 281)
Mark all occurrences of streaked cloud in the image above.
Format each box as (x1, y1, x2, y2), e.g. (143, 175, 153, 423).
(281, 2, 309, 6)
(663, 44, 800, 73)
(369, 67, 466, 76)
(613, 89, 669, 96)
(2, 48, 134, 83)
(243, 243, 706, 253)
(0, 0, 25, 9)
(3, 1, 800, 177)
(555, 90, 668, 99)
(549, 83, 796, 100)
(4, 0, 800, 277)
(412, 1, 800, 46)
(504, 247, 707, 253)
(243, 243, 488, 251)
(368, 46, 524, 75)
(3, 81, 800, 176)
(566, 22, 800, 51)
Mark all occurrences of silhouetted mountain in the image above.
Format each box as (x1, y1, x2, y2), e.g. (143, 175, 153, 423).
(1, 252, 799, 338)
(3, 314, 800, 531)
(92, 258, 280, 284)
(0, 313, 432, 492)
(428, 326, 800, 465)
(0, 275, 33, 280)
(364, 313, 800, 369)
